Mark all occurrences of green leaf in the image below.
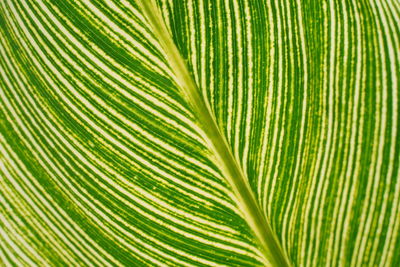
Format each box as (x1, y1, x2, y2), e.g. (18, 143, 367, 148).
(0, 0, 399, 266)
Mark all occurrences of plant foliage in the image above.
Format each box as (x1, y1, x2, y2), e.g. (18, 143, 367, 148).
(0, 0, 399, 266)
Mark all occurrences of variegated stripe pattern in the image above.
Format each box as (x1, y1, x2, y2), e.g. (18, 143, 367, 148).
(0, 0, 399, 266)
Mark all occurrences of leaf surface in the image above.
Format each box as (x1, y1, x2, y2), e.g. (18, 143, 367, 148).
(0, 0, 399, 266)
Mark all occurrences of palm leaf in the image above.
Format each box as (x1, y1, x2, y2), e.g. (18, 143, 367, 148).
(0, 0, 399, 266)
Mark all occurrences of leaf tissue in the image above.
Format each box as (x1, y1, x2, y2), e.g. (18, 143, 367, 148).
(0, 0, 399, 266)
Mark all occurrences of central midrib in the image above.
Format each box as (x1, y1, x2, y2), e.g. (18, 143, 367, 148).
(139, 1, 291, 266)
